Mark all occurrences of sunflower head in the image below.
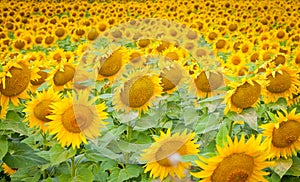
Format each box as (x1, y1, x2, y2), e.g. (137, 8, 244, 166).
(261, 108, 300, 159)
(192, 134, 273, 182)
(141, 129, 199, 180)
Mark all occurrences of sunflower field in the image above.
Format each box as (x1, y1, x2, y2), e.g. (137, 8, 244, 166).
(1, 0, 300, 181)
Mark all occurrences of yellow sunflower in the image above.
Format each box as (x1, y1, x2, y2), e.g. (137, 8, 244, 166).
(47, 59, 77, 91)
(113, 68, 162, 115)
(97, 47, 129, 83)
(224, 76, 265, 114)
(261, 108, 300, 159)
(159, 61, 188, 94)
(191, 135, 273, 182)
(47, 91, 108, 149)
(0, 57, 39, 118)
(161, 46, 184, 62)
(141, 129, 199, 180)
(190, 65, 224, 99)
(263, 65, 300, 104)
(23, 89, 62, 133)
(2, 162, 17, 176)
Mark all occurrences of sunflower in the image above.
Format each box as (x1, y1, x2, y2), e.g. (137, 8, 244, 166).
(224, 76, 265, 114)
(97, 47, 128, 83)
(213, 38, 230, 53)
(47, 91, 108, 149)
(191, 135, 272, 182)
(23, 89, 62, 132)
(47, 60, 77, 91)
(42, 33, 57, 48)
(53, 26, 67, 40)
(113, 68, 162, 115)
(161, 46, 184, 62)
(0, 58, 39, 118)
(263, 65, 300, 104)
(190, 65, 224, 99)
(11, 38, 27, 51)
(141, 129, 199, 180)
(159, 61, 188, 94)
(2, 163, 17, 176)
(261, 108, 300, 159)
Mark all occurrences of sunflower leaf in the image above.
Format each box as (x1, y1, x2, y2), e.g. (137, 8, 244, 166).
(0, 136, 8, 160)
(228, 108, 257, 130)
(216, 121, 229, 148)
(49, 144, 76, 166)
(272, 158, 293, 179)
(285, 156, 300, 176)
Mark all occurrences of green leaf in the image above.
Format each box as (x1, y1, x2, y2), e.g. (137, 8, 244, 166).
(215, 121, 229, 147)
(228, 108, 257, 130)
(74, 167, 94, 182)
(117, 111, 139, 123)
(117, 164, 142, 182)
(181, 154, 199, 163)
(0, 118, 29, 136)
(286, 156, 300, 176)
(272, 158, 293, 179)
(3, 143, 49, 168)
(182, 106, 199, 126)
(0, 136, 8, 160)
(49, 144, 76, 165)
(10, 167, 41, 182)
(195, 113, 220, 134)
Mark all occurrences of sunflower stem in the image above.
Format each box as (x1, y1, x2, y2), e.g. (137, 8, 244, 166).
(228, 120, 234, 136)
(71, 156, 76, 178)
(124, 123, 132, 164)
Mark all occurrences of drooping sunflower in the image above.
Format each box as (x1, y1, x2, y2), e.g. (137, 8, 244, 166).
(141, 129, 199, 180)
(261, 108, 300, 159)
(0, 57, 39, 118)
(23, 89, 62, 133)
(97, 47, 129, 83)
(191, 135, 273, 182)
(47, 91, 108, 149)
(159, 61, 188, 94)
(224, 76, 265, 114)
(190, 65, 224, 99)
(2, 162, 17, 176)
(263, 65, 300, 104)
(47, 59, 77, 91)
(113, 68, 162, 115)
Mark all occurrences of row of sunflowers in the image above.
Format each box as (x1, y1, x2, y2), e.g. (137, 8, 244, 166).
(1, 0, 300, 181)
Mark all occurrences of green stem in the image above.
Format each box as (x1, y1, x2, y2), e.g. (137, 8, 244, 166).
(124, 123, 132, 164)
(228, 120, 234, 136)
(71, 156, 76, 178)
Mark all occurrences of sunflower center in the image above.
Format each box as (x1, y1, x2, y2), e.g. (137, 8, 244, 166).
(53, 65, 75, 86)
(14, 40, 26, 49)
(120, 76, 154, 108)
(211, 153, 254, 182)
(231, 81, 261, 109)
(31, 70, 48, 85)
(250, 53, 259, 62)
(277, 31, 285, 39)
(129, 52, 141, 63)
(273, 55, 286, 66)
(87, 29, 99, 41)
(241, 45, 249, 53)
(137, 39, 150, 48)
(155, 140, 184, 167)
(194, 71, 223, 92)
(295, 54, 300, 64)
(266, 71, 291, 93)
(160, 67, 183, 92)
(34, 100, 52, 122)
(98, 50, 123, 77)
(55, 28, 65, 37)
(166, 52, 179, 61)
(62, 105, 94, 133)
(231, 56, 241, 65)
(45, 36, 55, 45)
(0, 64, 30, 97)
(272, 120, 300, 148)
(216, 39, 226, 49)
(208, 32, 217, 41)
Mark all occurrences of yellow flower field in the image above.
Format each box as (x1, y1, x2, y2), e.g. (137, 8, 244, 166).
(0, 0, 300, 181)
